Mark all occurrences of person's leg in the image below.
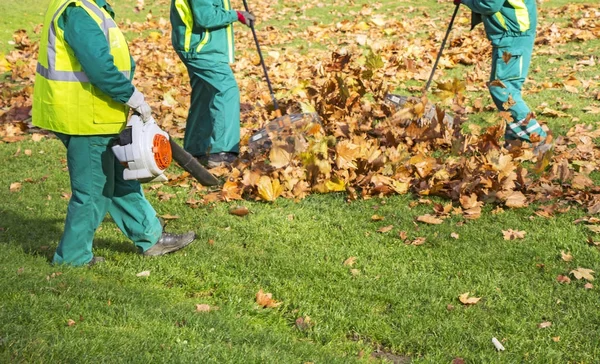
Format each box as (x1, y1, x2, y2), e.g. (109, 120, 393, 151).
(52, 134, 114, 266)
(488, 35, 546, 143)
(107, 160, 162, 253)
(183, 62, 216, 157)
(184, 60, 240, 156)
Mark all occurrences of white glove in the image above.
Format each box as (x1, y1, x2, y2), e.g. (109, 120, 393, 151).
(126, 88, 152, 122)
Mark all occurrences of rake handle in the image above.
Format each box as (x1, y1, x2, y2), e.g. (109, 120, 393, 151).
(423, 3, 460, 95)
(242, 0, 281, 114)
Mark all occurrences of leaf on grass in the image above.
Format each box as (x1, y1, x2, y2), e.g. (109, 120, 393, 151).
(410, 237, 426, 246)
(502, 229, 526, 240)
(504, 191, 528, 208)
(9, 182, 22, 192)
(552, 336, 561, 342)
(458, 292, 481, 305)
(450, 232, 459, 239)
(570, 267, 594, 281)
(371, 214, 385, 221)
(160, 214, 179, 220)
(350, 268, 360, 276)
(256, 289, 282, 308)
(377, 225, 393, 233)
(560, 251, 573, 262)
(195, 304, 218, 312)
(538, 321, 552, 329)
(416, 214, 444, 225)
(136, 270, 151, 277)
(343, 256, 357, 266)
(556, 275, 571, 284)
(295, 316, 313, 330)
(229, 206, 250, 216)
(584, 283, 593, 289)
(67, 319, 76, 327)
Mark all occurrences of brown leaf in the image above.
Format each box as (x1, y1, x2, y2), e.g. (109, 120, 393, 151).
(9, 182, 22, 192)
(377, 225, 393, 233)
(458, 292, 481, 305)
(229, 206, 250, 216)
(370, 214, 385, 221)
(570, 268, 595, 281)
(584, 283, 593, 289)
(195, 304, 218, 312)
(502, 51, 512, 64)
(343, 256, 357, 266)
(502, 229, 526, 240)
(416, 214, 444, 225)
(538, 321, 552, 329)
(256, 289, 282, 308)
(504, 191, 528, 208)
(560, 251, 573, 262)
(556, 275, 571, 284)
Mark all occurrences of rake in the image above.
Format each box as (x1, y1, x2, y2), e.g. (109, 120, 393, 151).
(242, 0, 321, 152)
(385, 3, 460, 127)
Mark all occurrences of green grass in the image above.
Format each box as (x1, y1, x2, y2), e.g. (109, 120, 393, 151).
(2, 0, 600, 362)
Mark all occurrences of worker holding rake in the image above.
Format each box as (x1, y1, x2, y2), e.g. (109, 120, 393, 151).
(170, 0, 255, 168)
(32, 0, 197, 266)
(455, 0, 552, 154)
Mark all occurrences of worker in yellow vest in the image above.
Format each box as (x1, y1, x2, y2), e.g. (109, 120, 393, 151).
(32, 0, 196, 266)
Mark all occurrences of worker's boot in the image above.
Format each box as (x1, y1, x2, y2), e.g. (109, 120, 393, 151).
(143, 231, 196, 256)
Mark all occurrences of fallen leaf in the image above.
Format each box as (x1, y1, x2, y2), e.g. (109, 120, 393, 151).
(160, 214, 179, 220)
(538, 321, 552, 329)
(9, 182, 22, 192)
(502, 229, 526, 240)
(458, 292, 481, 305)
(570, 267, 594, 281)
(450, 232, 459, 239)
(556, 275, 571, 284)
(552, 336, 561, 342)
(256, 289, 282, 308)
(136, 270, 151, 277)
(343, 256, 357, 266)
(370, 214, 385, 221)
(416, 214, 443, 225)
(584, 283, 593, 289)
(229, 206, 250, 216)
(67, 319, 76, 327)
(560, 251, 573, 262)
(195, 304, 218, 312)
(350, 268, 360, 276)
(377, 225, 393, 233)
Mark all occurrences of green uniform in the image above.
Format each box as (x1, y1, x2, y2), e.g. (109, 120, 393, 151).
(33, 0, 162, 266)
(462, 0, 546, 142)
(170, 0, 241, 156)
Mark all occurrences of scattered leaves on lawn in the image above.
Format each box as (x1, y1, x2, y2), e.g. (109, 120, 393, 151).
(256, 289, 282, 308)
(458, 292, 481, 305)
(502, 229, 526, 240)
(570, 268, 594, 281)
(229, 206, 250, 216)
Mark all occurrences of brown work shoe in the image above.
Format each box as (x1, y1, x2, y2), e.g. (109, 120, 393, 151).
(143, 231, 196, 257)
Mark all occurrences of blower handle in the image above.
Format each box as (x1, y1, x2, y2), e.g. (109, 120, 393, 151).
(242, 0, 281, 116)
(423, 3, 460, 95)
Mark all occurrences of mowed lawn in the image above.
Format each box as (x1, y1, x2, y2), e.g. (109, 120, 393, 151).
(1, 0, 600, 363)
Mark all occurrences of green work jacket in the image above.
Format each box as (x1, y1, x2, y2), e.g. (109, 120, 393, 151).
(462, 0, 537, 42)
(170, 0, 237, 64)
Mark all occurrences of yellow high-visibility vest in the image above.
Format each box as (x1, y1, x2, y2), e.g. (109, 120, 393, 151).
(33, 0, 132, 135)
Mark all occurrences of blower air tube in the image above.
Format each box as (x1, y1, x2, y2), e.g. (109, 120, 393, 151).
(169, 138, 219, 186)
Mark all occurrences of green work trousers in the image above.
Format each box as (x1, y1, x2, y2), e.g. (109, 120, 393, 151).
(182, 59, 240, 157)
(488, 34, 546, 142)
(53, 133, 162, 266)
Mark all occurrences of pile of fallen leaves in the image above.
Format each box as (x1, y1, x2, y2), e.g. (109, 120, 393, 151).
(1, 2, 600, 219)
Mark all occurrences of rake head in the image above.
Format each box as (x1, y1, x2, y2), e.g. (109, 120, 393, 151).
(384, 94, 454, 128)
(248, 112, 322, 152)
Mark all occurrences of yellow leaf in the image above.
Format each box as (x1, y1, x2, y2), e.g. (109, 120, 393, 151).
(458, 292, 481, 305)
(325, 178, 345, 192)
(269, 144, 293, 169)
(570, 267, 595, 281)
(257, 176, 283, 202)
(343, 257, 357, 266)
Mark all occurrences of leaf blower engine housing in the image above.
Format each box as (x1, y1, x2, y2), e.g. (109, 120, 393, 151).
(111, 115, 172, 182)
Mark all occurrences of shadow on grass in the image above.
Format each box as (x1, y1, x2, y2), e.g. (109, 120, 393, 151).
(0, 209, 141, 262)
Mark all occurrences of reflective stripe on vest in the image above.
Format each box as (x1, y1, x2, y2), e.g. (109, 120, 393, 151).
(39, 0, 130, 82)
(223, 0, 234, 64)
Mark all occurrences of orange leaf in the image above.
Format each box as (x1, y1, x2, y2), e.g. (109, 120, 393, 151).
(377, 225, 393, 233)
(256, 289, 282, 308)
(229, 206, 250, 216)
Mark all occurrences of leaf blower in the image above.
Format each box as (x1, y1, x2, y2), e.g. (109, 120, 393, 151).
(112, 114, 219, 186)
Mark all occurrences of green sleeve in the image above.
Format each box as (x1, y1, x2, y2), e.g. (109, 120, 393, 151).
(59, 4, 135, 103)
(190, 0, 238, 29)
(461, 0, 504, 15)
